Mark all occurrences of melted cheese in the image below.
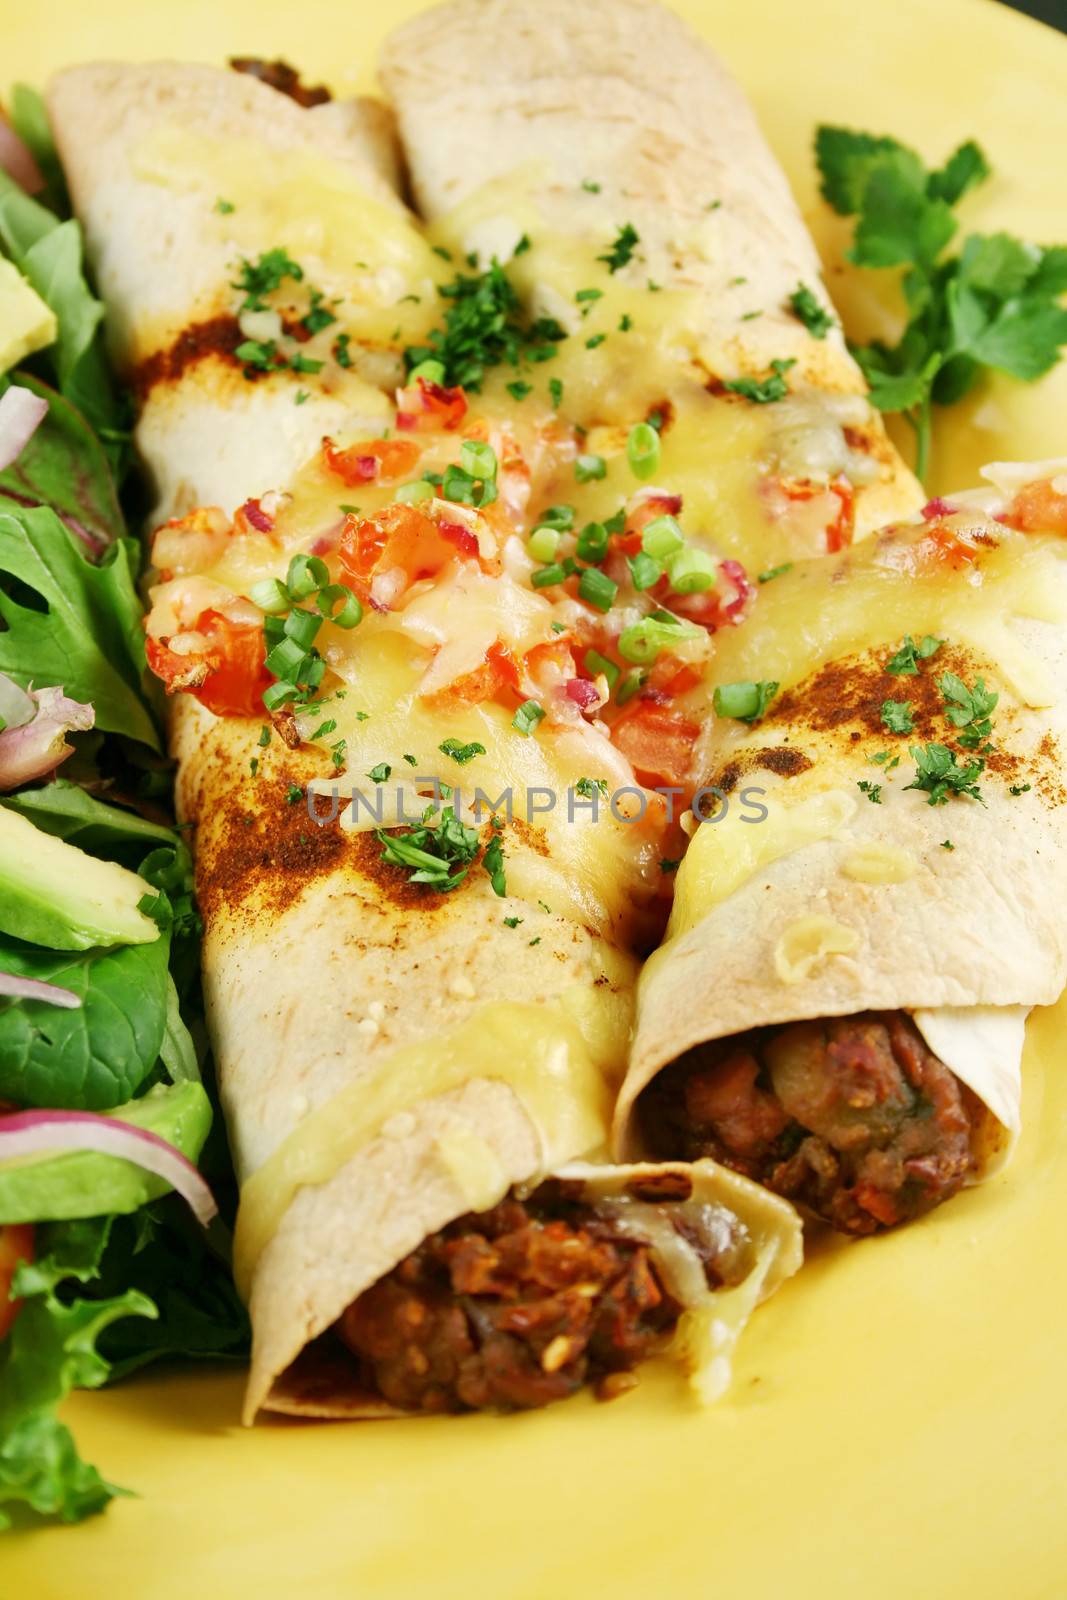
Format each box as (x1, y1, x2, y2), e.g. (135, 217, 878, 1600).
(670, 788, 856, 938)
(702, 533, 1067, 710)
(841, 842, 918, 885)
(134, 126, 443, 349)
(433, 1124, 508, 1213)
(773, 915, 858, 985)
(233, 1002, 616, 1298)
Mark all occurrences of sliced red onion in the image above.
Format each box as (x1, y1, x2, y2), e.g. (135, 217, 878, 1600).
(0, 684, 95, 791)
(921, 496, 955, 520)
(0, 971, 81, 1008)
(565, 676, 601, 710)
(0, 1109, 218, 1225)
(0, 116, 44, 194)
(0, 385, 49, 473)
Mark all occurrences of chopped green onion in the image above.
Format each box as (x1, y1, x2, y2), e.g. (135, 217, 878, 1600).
(286, 552, 329, 600)
(395, 478, 434, 504)
(283, 608, 322, 650)
(583, 649, 620, 690)
(512, 699, 545, 736)
(263, 681, 298, 711)
(576, 521, 609, 563)
(713, 680, 779, 723)
(460, 439, 498, 482)
(666, 546, 717, 593)
(574, 454, 606, 483)
(578, 567, 618, 612)
(617, 614, 701, 665)
(248, 577, 290, 614)
(627, 552, 663, 591)
(627, 422, 660, 480)
(265, 636, 312, 679)
(532, 562, 567, 589)
(640, 516, 684, 559)
(316, 585, 363, 628)
(539, 504, 575, 530)
(527, 526, 561, 562)
(409, 358, 446, 385)
(616, 668, 647, 705)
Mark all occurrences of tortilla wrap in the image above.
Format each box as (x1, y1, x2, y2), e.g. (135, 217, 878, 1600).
(49, 58, 803, 1419)
(380, 0, 920, 544)
(615, 495, 1067, 1182)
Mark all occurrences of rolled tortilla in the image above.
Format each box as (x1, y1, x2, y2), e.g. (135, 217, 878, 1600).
(49, 59, 802, 1418)
(47, 61, 435, 523)
(380, 0, 921, 556)
(615, 477, 1067, 1225)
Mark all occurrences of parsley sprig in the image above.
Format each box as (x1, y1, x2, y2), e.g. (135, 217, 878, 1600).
(816, 126, 1067, 478)
(376, 809, 506, 895)
(905, 743, 985, 806)
(404, 259, 564, 391)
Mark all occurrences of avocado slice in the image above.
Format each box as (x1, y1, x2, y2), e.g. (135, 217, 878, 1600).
(0, 805, 161, 950)
(0, 259, 56, 376)
(0, 1080, 212, 1223)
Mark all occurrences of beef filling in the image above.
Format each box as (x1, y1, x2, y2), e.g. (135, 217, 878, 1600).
(639, 1011, 982, 1234)
(228, 57, 332, 107)
(337, 1184, 711, 1413)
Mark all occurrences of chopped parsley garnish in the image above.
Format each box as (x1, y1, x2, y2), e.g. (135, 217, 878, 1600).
(403, 259, 564, 391)
(529, 936, 542, 947)
(868, 750, 901, 770)
(482, 823, 507, 897)
(598, 223, 639, 273)
(575, 777, 609, 799)
(1010, 783, 1032, 796)
(215, 197, 235, 215)
(581, 179, 602, 193)
(857, 780, 882, 803)
(512, 699, 545, 736)
(376, 806, 483, 892)
(310, 718, 336, 740)
(504, 915, 523, 928)
(232, 248, 304, 312)
(257, 725, 272, 747)
(713, 680, 779, 723)
(506, 379, 532, 400)
(886, 633, 943, 674)
(619, 313, 633, 332)
(815, 124, 1067, 477)
(285, 784, 303, 805)
(439, 738, 486, 765)
(905, 742, 985, 805)
(513, 233, 531, 257)
(302, 288, 337, 335)
(367, 762, 392, 783)
(576, 287, 603, 307)
(881, 699, 915, 734)
(585, 333, 607, 349)
(333, 333, 353, 368)
(938, 671, 998, 749)
(574, 453, 606, 483)
(758, 562, 794, 583)
(941, 839, 955, 849)
(549, 377, 564, 409)
(294, 390, 309, 405)
(403, 753, 418, 766)
(723, 359, 796, 403)
(788, 282, 834, 338)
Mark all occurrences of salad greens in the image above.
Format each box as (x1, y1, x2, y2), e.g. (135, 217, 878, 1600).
(815, 126, 1067, 479)
(0, 96, 247, 1530)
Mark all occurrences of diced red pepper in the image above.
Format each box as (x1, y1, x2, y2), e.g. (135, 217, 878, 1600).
(322, 436, 422, 486)
(146, 609, 270, 718)
(395, 376, 468, 433)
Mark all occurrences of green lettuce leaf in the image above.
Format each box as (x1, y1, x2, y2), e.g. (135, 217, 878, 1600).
(7, 86, 68, 219)
(0, 930, 171, 1109)
(0, 505, 158, 748)
(0, 1219, 154, 1527)
(0, 372, 124, 547)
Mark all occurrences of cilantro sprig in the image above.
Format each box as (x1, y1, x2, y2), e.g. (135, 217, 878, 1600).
(816, 126, 1067, 479)
(376, 809, 506, 895)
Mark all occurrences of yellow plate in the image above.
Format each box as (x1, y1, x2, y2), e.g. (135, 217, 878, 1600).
(5, 1, 1067, 1595)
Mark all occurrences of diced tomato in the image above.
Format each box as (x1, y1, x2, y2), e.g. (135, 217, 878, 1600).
(616, 492, 684, 556)
(611, 699, 700, 787)
(422, 640, 521, 709)
(646, 654, 703, 696)
(0, 1223, 34, 1341)
(339, 504, 489, 606)
(1001, 476, 1067, 534)
(146, 609, 270, 718)
(523, 636, 578, 691)
(672, 557, 754, 631)
(395, 376, 468, 433)
(892, 518, 986, 577)
(322, 436, 422, 486)
(150, 506, 231, 579)
(825, 473, 856, 552)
